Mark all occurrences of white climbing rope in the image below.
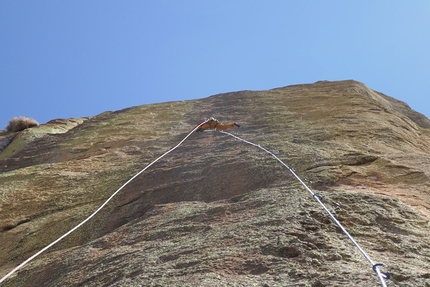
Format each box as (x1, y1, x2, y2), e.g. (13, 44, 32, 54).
(218, 130, 391, 287)
(1, 120, 391, 286)
(0, 119, 209, 284)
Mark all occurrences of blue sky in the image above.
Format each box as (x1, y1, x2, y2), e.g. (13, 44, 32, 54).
(1, 1, 429, 128)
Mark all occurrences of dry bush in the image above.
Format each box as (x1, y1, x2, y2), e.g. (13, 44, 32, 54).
(6, 116, 39, 132)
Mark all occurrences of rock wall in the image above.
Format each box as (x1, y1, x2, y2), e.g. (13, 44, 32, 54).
(1, 80, 429, 286)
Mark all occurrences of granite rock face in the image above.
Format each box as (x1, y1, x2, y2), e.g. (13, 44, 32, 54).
(1, 80, 430, 286)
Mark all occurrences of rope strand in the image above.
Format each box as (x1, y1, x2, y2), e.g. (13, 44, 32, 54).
(218, 130, 390, 287)
(0, 119, 209, 284)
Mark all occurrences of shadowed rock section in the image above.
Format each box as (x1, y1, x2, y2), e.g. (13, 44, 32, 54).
(0, 80, 430, 286)
(0, 135, 15, 154)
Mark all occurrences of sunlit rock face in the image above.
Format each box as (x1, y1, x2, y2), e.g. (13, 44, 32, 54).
(1, 80, 429, 286)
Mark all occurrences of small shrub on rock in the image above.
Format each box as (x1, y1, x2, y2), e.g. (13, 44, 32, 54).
(6, 116, 39, 132)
